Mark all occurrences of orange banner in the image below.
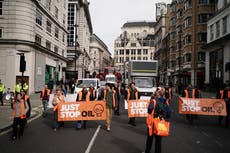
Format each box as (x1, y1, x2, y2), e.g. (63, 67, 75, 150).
(58, 101, 106, 121)
(128, 100, 150, 118)
(179, 97, 227, 116)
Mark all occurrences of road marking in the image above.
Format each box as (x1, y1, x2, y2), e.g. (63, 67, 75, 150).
(85, 125, 101, 153)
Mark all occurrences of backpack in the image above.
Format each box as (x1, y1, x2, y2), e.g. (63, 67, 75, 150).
(154, 98, 171, 119)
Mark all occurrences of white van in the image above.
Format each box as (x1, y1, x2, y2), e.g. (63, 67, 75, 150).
(74, 78, 101, 99)
(105, 74, 117, 83)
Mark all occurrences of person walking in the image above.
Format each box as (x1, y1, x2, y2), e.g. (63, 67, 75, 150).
(76, 86, 90, 129)
(144, 90, 170, 153)
(164, 85, 172, 105)
(40, 85, 50, 116)
(89, 84, 96, 101)
(218, 83, 230, 128)
(127, 82, 138, 126)
(114, 83, 121, 116)
(0, 79, 5, 106)
(52, 88, 65, 131)
(11, 93, 29, 140)
(104, 83, 115, 131)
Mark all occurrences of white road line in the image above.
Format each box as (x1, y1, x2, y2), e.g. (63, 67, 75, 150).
(85, 125, 101, 153)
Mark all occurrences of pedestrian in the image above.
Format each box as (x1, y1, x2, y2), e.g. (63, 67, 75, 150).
(13, 79, 22, 95)
(126, 82, 138, 126)
(89, 83, 96, 101)
(104, 83, 115, 131)
(11, 93, 29, 140)
(52, 88, 65, 131)
(114, 83, 121, 116)
(20, 89, 31, 127)
(40, 85, 50, 116)
(0, 79, 5, 106)
(144, 90, 171, 153)
(218, 83, 230, 128)
(182, 84, 200, 124)
(47, 78, 54, 94)
(76, 86, 90, 129)
(164, 85, 172, 105)
(22, 80, 29, 94)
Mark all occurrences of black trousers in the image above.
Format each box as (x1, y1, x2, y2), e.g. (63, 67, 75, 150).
(53, 110, 64, 129)
(218, 100, 230, 128)
(0, 92, 3, 105)
(12, 117, 26, 138)
(145, 128, 162, 153)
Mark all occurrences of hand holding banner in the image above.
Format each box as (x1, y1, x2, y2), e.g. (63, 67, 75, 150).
(179, 97, 227, 116)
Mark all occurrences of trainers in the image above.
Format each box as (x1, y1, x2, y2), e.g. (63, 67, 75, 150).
(53, 128, 57, 132)
(107, 127, 111, 131)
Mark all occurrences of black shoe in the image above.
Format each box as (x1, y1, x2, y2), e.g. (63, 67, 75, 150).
(131, 122, 136, 126)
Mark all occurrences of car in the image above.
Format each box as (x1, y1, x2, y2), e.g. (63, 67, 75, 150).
(74, 78, 101, 99)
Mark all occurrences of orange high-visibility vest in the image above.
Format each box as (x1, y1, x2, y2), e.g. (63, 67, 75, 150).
(184, 89, 195, 98)
(12, 100, 26, 119)
(78, 91, 90, 102)
(146, 100, 157, 136)
(53, 94, 65, 111)
(127, 88, 138, 100)
(228, 91, 230, 99)
(41, 89, 50, 98)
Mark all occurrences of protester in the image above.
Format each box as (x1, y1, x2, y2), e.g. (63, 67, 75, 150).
(114, 83, 121, 116)
(104, 83, 115, 131)
(144, 90, 171, 153)
(0, 79, 5, 106)
(76, 86, 90, 129)
(47, 78, 54, 94)
(12, 93, 29, 140)
(89, 83, 96, 101)
(52, 88, 65, 131)
(40, 85, 50, 116)
(20, 89, 31, 127)
(164, 85, 172, 105)
(126, 82, 138, 126)
(218, 83, 230, 128)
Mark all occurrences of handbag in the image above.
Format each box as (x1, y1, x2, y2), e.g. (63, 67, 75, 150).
(153, 117, 170, 137)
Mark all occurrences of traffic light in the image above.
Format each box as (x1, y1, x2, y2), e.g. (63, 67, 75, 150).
(20, 54, 26, 72)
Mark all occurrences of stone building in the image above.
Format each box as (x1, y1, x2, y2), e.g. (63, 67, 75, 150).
(0, 0, 68, 93)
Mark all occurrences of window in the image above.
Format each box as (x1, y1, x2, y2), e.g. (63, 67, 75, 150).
(46, 20, 51, 33)
(62, 32, 65, 42)
(126, 49, 129, 55)
(0, 28, 2, 38)
(184, 17, 192, 28)
(131, 43, 136, 47)
(198, 0, 208, 5)
(198, 32, 207, 42)
(55, 27, 59, 39)
(137, 49, 141, 55)
(210, 24, 214, 40)
(0, 1, 3, 15)
(120, 50, 124, 55)
(54, 46, 58, 53)
(184, 0, 191, 10)
(177, 9, 183, 18)
(171, 2, 176, 12)
(137, 57, 141, 60)
(223, 16, 227, 35)
(198, 14, 212, 23)
(36, 10, 42, 26)
(131, 49, 135, 55)
(170, 17, 176, 26)
(143, 49, 148, 55)
(126, 57, 129, 62)
(184, 35, 191, 44)
(46, 40, 51, 50)
(170, 31, 176, 39)
(46, 0, 51, 11)
(55, 6, 58, 19)
(185, 53, 191, 62)
(216, 21, 220, 38)
(198, 52, 205, 61)
(67, 3, 75, 46)
(35, 34, 41, 45)
(176, 26, 182, 34)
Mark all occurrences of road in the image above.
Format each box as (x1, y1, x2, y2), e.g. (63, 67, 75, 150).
(0, 95, 229, 153)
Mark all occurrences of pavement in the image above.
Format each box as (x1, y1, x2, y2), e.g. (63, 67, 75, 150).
(0, 92, 229, 153)
(0, 94, 43, 132)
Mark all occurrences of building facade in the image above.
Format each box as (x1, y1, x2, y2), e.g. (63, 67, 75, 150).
(167, 0, 215, 88)
(114, 21, 155, 72)
(0, 0, 68, 94)
(66, 0, 92, 80)
(89, 34, 111, 76)
(205, 0, 230, 89)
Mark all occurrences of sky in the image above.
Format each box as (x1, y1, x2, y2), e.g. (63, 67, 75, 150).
(88, 0, 172, 57)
